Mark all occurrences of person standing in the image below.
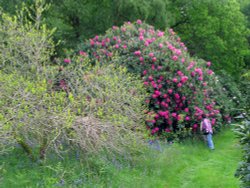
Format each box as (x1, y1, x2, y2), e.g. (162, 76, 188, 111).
(200, 114, 215, 150)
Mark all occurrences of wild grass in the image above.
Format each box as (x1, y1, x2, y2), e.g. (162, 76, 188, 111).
(0, 128, 241, 188)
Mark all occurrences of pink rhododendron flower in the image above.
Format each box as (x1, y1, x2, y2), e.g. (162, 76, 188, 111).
(181, 76, 188, 83)
(198, 77, 203, 81)
(207, 61, 211, 67)
(152, 83, 157, 88)
(172, 78, 178, 83)
(151, 64, 155, 70)
(154, 90, 161, 96)
(180, 42, 185, 47)
(177, 115, 181, 121)
(177, 71, 183, 76)
(79, 51, 87, 56)
(59, 79, 67, 90)
(211, 118, 216, 125)
(148, 76, 154, 81)
(174, 93, 180, 99)
(168, 89, 173, 94)
(121, 27, 126, 32)
(137, 19, 142, 24)
(152, 57, 157, 62)
(165, 128, 171, 133)
(157, 31, 164, 37)
(174, 49, 182, 56)
(172, 113, 177, 118)
(191, 72, 195, 77)
(169, 28, 175, 35)
(159, 43, 163, 48)
(105, 38, 110, 43)
(139, 35, 144, 40)
(112, 26, 119, 30)
(90, 39, 95, 46)
(193, 124, 198, 129)
(155, 114, 159, 119)
(207, 70, 214, 75)
(157, 66, 162, 70)
(152, 94, 158, 98)
(149, 52, 154, 57)
(195, 68, 203, 76)
(64, 58, 71, 63)
(172, 55, 178, 61)
(94, 35, 99, 40)
(134, 50, 141, 56)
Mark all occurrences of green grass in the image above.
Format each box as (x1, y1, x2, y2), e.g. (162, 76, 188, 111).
(0, 128, 242, 188)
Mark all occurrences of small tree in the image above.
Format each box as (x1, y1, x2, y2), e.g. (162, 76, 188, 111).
(0, 0, 55, 75)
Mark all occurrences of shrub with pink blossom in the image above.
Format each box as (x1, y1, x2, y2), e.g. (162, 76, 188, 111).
(77, 20, 231, 139)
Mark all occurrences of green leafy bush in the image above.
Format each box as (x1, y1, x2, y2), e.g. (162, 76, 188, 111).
(0, 71, 74, 160)
(234, 113, 250, 188)
(0, 0, 55, 75)
(0, 62, 147, 161)
(52, 59, 148, 159)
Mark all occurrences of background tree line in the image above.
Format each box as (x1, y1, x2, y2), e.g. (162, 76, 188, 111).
(0, 0, 249, 80)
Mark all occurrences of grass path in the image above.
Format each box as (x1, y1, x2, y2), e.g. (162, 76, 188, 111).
(111, 128, 242, 188)
(0, 128, 242, 188)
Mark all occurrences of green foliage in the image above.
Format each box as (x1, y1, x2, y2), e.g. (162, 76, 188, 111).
(170, 0, 250, 79)
(214, 71, 246, 116)
(0, 0, 55, 75)
(53, 56, 148, 159)
(44, 0, 172, 51)
(1, 0, 249, 80)
(0, 64, 147, 162)
(0, 71, 74, 160)
(234, 113, 250, 187)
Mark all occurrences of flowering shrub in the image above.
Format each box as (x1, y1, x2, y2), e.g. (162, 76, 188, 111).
(77, 20, 231, 138)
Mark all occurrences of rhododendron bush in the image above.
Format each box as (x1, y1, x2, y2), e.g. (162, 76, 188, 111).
(75, 20, 230, 138)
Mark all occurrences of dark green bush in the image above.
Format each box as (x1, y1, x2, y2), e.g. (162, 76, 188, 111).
(234, 112, 250, 187)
